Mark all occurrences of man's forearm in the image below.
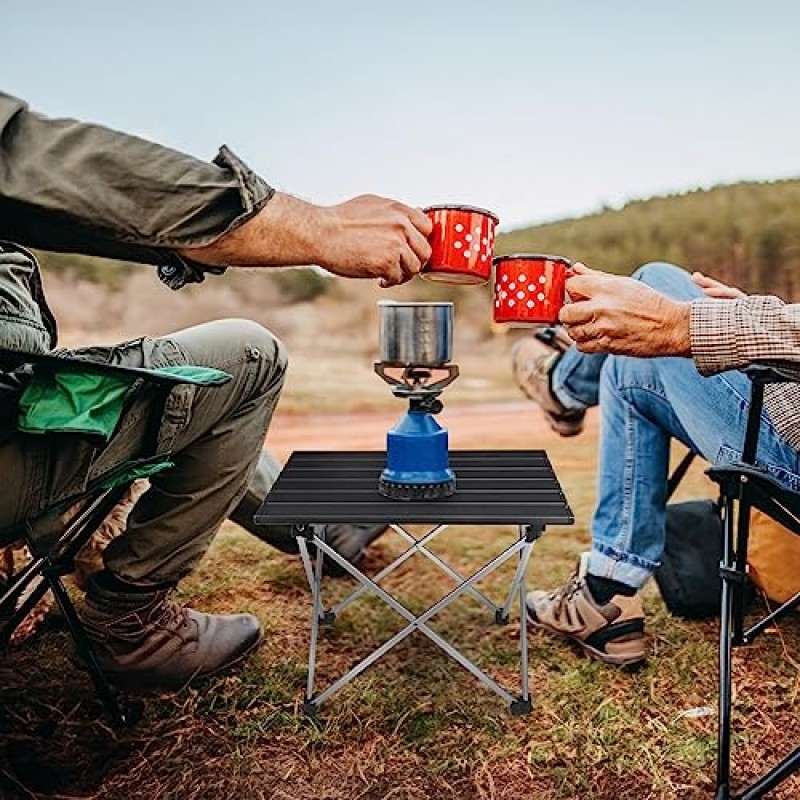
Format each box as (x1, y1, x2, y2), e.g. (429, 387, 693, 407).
(177, 193, 329, 268)
(180, 192, 434, 287)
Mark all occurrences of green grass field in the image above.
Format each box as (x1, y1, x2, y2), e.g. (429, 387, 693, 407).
(1, 419, 798, 800)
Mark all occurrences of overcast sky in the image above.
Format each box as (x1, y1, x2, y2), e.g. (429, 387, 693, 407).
(6, 0, 800, 228)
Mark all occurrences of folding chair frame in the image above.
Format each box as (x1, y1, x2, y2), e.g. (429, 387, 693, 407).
(1, 483, 141, 726)
(706, 366, 800, 800)
(0, 347, 227, 726)
(295, 521, 544, 717)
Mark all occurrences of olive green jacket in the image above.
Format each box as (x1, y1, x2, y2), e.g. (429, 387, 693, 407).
(0, 90, 275, 435)
(0, 91, 274, 287)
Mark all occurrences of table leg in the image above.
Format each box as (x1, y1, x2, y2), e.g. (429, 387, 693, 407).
(297, 525, 325, 715)
(331, 524, 449, 617)
(391, 524, 499, 615)
(498, 524, 541, 624)
(333, 523, 498, 619)
(515, 525, 533, 716)
(311, 533, 528, 709)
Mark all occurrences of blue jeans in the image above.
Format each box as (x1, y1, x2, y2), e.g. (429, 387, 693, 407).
(552, 262, 800, 588)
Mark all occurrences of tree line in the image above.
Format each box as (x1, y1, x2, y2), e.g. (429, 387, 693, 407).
(35, 178, 800, 301)
(497, 178, 800, 299)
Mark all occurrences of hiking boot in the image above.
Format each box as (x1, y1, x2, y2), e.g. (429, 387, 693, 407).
(230, 450, 388, 571)
(510, 327, 585, 437)
(239, 516, 388, 573)
(526, 575, 646, 666)
(79, 574, 262, 689)
(259, 523, 389, 577)
(319, 523, 388, 572)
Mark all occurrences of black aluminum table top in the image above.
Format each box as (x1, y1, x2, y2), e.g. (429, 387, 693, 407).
(254, 450, 573, 526)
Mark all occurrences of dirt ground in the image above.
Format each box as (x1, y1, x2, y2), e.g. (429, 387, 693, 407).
(5, 270, 789, 800)
(265, 401, 596, 462)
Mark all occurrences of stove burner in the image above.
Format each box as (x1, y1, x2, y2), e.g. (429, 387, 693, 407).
(374, 302, 459, 501)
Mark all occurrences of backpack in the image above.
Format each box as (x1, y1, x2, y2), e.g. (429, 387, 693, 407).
(655, 500, 800, 618)
(655, 500, 729, 619)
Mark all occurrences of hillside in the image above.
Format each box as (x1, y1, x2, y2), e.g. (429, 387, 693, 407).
(498, 178, 800, 298)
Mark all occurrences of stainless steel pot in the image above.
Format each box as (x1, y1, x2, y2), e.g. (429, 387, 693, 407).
(377, 301, 453, 366)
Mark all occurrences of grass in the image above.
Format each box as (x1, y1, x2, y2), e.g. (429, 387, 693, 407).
(1, 422, 798, 800)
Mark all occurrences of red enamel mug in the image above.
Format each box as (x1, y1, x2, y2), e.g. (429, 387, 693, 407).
(422, 204, 500, 285)
(492, 254, 572, 324)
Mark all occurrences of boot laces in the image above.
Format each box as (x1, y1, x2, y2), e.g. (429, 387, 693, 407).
(551, 575, 584, 618)
(147, 591, 188, 632)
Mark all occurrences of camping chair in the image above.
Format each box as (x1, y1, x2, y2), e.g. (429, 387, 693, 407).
(0, 347, 229, 727)
(680, 365, 800, 800)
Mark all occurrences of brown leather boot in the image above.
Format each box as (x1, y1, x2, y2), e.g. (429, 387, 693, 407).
(79, 574, 262, 689)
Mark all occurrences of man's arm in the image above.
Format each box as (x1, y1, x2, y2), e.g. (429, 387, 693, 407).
(0, 93, 271, 259)
(177, 192, 433, 288)
(560, 265, 800, 378)
(0, 92, 430, 287)
(559, 266, 693, 357)
(691, 296, 800, 378)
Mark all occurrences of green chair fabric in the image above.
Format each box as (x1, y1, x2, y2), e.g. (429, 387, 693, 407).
(1, 352, 230, 728)
(17, 365, 230, 439)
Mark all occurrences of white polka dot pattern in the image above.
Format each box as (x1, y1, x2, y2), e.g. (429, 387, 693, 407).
(423, 207, 499, 284)
(492, 256, 569, 324)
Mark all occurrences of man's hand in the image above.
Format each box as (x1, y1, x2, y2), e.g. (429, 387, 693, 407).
(691, 271, 746, 299)
(314, 195, 433, 287)
(560, 263, 692, 357)
(177, 192, 432, 288)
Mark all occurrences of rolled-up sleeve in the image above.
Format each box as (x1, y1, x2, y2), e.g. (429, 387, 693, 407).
(691, 296, 800, 378)
(0, 91, 275, 287)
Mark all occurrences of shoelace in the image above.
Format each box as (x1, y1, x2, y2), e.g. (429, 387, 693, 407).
(146, 591, 188, 632)
(551, 575, 584, 619)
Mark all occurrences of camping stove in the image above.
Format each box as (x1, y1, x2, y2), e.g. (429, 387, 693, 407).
(375, 301, 459, 500)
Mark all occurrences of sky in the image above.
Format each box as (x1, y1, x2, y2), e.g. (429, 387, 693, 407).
(5, 1, 800, 229)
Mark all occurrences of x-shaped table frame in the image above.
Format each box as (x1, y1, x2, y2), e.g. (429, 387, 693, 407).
(294, 521, 544, 717)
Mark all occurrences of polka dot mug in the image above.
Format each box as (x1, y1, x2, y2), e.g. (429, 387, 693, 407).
(421, 205, 500, 285)
(492, 254, 572, 324)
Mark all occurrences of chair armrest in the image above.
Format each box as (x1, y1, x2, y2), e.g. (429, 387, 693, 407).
(744, 364, 800, 386)
(0, 348, 202, 388)
(738, 364, 800, 466)
(708, 462, 800, 535)
(3, 348, 231, 458)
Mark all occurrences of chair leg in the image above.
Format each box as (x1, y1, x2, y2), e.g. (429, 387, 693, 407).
(736, 745, 800, 800)
(732, 498, 752, 646)
(716, 495, 737, 800)
(46, 573, 140, 727)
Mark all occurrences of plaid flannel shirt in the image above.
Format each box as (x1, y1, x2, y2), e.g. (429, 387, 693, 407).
(691, 296, 800, 449)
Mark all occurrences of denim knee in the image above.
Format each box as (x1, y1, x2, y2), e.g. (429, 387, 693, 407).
(631, 262, 683, 284)
(629, 262, 704, 302)
(599, 353, 656, 395)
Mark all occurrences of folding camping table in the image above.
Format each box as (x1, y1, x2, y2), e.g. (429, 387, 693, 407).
(254, 450, 573, 716)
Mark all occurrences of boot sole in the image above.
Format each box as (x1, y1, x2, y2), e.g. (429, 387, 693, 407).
(527, 611, 646, 668)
